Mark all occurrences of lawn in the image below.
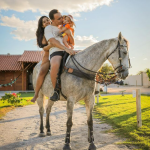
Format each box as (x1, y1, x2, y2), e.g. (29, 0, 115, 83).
(80, 94, 150, 150)
(0, 92, 34, 119)
(18, 92, 35, 97)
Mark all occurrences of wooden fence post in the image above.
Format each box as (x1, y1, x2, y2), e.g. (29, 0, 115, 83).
(136, 89, 142, 127)
(96, 95, 99, 104)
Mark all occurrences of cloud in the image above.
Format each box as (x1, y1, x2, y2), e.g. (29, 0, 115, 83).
(75, 35, 98, 48)
(143, 58, 148, 61)
(131, 57, 135, 59)
(0, 15, 98, 47)
(0, 15, 38, 41)
(74, 18, 78, 22)
(0, 0, 113, 14)
(70, 13, 81, 17)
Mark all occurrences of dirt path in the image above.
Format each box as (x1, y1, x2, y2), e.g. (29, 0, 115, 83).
(0, 100, 135, 150)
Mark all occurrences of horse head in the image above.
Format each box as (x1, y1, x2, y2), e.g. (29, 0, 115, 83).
(107, 32, 131, 79)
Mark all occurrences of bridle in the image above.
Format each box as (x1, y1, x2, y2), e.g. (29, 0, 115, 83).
(107, 41, 132, 74)
(70, 39, 132, 84)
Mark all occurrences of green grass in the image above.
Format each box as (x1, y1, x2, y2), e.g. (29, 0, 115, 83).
(18, 92, 35, 97)
(80, 95, 150, 150)
(100, 92, 109, 94)
(0, 94, 34, 119)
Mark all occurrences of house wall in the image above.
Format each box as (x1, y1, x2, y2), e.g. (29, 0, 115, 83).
(143, 72, 150, 88)
(124, 74, 142, 86)
(124, 72, 150, 87)
(0, 71, 27, 91)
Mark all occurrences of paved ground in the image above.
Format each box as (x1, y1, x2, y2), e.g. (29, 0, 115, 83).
(0, 100, 136, 150)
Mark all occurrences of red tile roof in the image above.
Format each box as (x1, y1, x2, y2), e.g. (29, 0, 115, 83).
(18, 51, 44, 62)
(0, 55, 22, 71)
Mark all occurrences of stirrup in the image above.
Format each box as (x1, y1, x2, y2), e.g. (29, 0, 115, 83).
(50, 91, 60, 101)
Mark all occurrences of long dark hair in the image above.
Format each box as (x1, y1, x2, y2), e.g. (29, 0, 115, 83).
(36, 16, 49, 48)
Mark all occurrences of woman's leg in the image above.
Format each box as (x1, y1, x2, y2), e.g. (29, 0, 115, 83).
(31, 52, 49, 103)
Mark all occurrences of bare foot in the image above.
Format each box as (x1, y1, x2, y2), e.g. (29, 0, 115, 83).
(31, 95, 38, 103)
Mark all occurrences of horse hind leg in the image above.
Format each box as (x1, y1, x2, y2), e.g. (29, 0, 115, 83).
(37, 90, 45, 137)
(63, 99, 74, 150)
(85, 95, 97, 150)
(45, 99, 54, 136)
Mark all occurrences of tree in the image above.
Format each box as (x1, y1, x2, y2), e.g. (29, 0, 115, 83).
(97, 63, 115, 83)
(137, 71, 143, 75)
(99, 63, 114, 74)
(146, 69, 150, 81)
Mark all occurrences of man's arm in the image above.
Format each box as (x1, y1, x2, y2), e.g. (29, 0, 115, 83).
(49, 38, 75, 55)
(45, 26, 76, 55)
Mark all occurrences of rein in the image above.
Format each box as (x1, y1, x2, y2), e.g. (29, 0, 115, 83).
(65, 39, 131, 84)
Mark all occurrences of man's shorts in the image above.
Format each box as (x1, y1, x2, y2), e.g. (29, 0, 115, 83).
(49, 47, 64, 60)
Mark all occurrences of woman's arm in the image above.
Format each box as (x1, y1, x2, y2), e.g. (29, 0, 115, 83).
(42, 36, 53, 51)
(43, 43, 53, 51)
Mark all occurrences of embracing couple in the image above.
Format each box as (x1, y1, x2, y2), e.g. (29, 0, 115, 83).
(31, 9, 77, 102)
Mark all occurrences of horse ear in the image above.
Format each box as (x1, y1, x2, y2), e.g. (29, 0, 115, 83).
(118, 32, 123, 44)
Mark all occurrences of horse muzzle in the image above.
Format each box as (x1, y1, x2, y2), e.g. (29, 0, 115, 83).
(118, 69, 129, 79)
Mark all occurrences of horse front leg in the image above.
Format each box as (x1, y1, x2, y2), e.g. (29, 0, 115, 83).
(85, 95, 97, 150)
(37, 91, 45, 137)
(46, 100, 54, 136)
(63, 99, 74, 150)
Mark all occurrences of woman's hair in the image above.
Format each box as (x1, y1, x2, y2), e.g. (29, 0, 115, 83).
(36, 16, 49, 48)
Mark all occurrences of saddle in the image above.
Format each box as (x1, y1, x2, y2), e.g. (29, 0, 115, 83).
(59, 51, 95, 80)
(56, 51, 96, 99)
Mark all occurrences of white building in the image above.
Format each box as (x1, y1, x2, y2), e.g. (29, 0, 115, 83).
(124, 72, 150, 87)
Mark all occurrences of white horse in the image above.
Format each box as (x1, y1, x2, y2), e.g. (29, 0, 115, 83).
(33, 32, 130, 150)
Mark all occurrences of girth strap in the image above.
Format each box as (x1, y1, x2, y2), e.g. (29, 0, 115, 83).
(64, 66, 95, 80)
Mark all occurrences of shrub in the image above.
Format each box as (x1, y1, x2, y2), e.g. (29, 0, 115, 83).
(1, 92, 23, 107)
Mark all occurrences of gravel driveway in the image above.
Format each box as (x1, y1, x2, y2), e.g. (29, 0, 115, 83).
(0, 100, 136, 150)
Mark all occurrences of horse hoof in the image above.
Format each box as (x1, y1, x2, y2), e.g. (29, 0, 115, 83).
(63, 143, 72, 150)
(88, 143, 97, 150)
(39, 132, 45, 137)
(47, 131, 51, 136)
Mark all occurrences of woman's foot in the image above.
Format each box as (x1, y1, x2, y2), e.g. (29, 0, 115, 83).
(31, 95, 38, 103)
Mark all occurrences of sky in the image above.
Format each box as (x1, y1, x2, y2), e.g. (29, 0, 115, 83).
(0, 0, 150, 75)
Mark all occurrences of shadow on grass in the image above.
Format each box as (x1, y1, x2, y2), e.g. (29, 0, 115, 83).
(102, 98, 108, 100)
(95, 100, 135, 108)
(0, 105, 11, 108)
(93, 106, 150, 150)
